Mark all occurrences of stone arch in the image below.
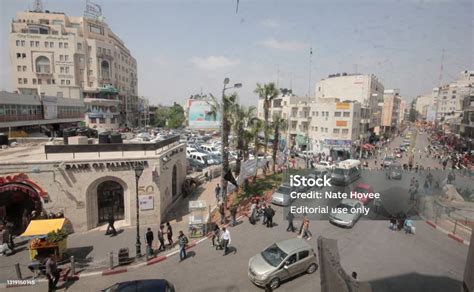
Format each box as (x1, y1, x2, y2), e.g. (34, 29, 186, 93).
(35, 56, 50, 73)
(85, 176, 129, 230)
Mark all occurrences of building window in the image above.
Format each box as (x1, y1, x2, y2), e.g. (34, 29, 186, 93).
(35, 56, 51, 73)
(77, 43, 82, 50)
(30, 41, 34, 47)
(33, 78, 37, 84)
(21, 40, 25, 46)
(64, 42, 68, 49)
(18, 78, 23, 84)
(60, 55, 64, 61)
(61, 80, 65, 85)
(60, 67, 64, 73)
(64, 55, 69, 61)
(65, 67, 70, 74)
(59, 42, 63, 48)
(89, 23, 104, 35)
(101, 60, 110, 79)
(343, 112, 350, 117)
(52, 79, 55, 84)
(50, 42, 54, 47)
(47, 79, 51, 84)
(16, 40, 20, 46)
(17, 65, 21, 72)
(342, 129, 349, 135)
(452, 95, 456, 99)
(335, 112, 341, 117)
(89, 117, 96, 124)
(36, 41, 39, 47)
(66, 80, 70, 85)
(314, 127, 318, 132)
(98, 118, 105, 124)
(38, 79, 42, 84)
(23, 78, 27, 84)
(333, 128, 340, 134)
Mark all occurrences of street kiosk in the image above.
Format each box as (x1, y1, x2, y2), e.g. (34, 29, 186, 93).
(188, 200, 207, 238)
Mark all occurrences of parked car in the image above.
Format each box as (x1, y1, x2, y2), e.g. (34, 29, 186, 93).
(271, 184, 294, 206)
(314, 161, 332, 171)
(308, 169, 329, 187)
(102, 279, 175, 292)
(248, 238, 318, 289)
(187, 158, 205, 173)
(328, 199, 364, 228)
(386, 162, 403, 180)
(350, 183, 375, 205)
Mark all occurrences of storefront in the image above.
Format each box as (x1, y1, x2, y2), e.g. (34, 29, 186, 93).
(0, 138, 186, 233)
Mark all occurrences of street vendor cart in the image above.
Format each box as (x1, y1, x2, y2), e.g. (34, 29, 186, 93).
(188, 200, 207, 238)
(20, 218, 68, 261)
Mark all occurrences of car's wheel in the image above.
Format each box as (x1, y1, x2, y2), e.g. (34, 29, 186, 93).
(269, 277, 281, 289)
(307, 263, 318, 274)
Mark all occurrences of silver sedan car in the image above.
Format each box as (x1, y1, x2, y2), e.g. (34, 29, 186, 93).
(271, 184, 293, 206)
(328, 199, 363, 228)
(248, 238, 318, 289)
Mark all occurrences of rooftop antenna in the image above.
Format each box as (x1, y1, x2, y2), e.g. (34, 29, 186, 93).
(438, 48, 445, 87)
(308, 47, 313, 98)
(33, 0, 43, 12)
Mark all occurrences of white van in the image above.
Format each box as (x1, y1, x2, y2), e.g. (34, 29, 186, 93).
(190, 152, 214, 166)
(200, 145, 220, 155)
(186, 147, 199, 157)
(331, 159, 361, 186)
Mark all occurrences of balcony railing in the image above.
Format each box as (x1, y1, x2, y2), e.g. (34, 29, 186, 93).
(0, 114, 43, 122)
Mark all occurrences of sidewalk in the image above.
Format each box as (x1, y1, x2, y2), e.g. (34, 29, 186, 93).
(0, 177, 220, 283)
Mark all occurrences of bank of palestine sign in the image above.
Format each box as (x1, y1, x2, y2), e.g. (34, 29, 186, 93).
(84, 0, 102, 19)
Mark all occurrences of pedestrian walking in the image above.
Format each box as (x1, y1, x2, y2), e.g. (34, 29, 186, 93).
(300, 219, 312, 240)
(45, 254, 60, 292)
(157, 225, 166, 251)
(266, 205, 275, 228)
(211, 224, 220, 246)
(4, 222, 14, 250)
(219, 203, 226, 224)
(145, 228, 154, 256)
(178, 231, 189, 261)
(286, 211, 295, 232)
(230, 204, 238, 227)
(249, 200, 257, 225)
(215, 184, 221, 201)
(220, 227, 231, 255)
(105, 213, 117, 236)
(389, 216, 397, 231)
(261, 203, 268, 225)
(166, 222, 173, 246)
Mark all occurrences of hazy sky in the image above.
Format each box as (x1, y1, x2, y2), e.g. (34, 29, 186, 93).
(0, 0, 472, 106)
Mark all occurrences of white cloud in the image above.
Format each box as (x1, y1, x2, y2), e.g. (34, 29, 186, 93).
(190, 56, 240, 70)
(259, 18, 280, 28)
(261, 38, 307, 51)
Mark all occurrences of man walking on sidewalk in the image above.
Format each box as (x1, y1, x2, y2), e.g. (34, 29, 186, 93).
(166, 222, 173, 247)
(178, 230, 189, 262)
(219, 203, 226, 224)
(221, 227, 231, 255)
(230, 204, 238, 227)
(105, 213, 117, 236)
(286, 211, 295, 232)
(45, 254, 60, 292)
(157, 225, 166, 251)
(145, 228, 154, 256)
(215, 184, 221, 202)
(266, 205, 275, 228)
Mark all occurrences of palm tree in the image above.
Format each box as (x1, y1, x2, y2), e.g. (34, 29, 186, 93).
(207, 92, 238, 200)
(270, 114, 287, 173)
(248, 118, 264, 181)
(254, 83, 280, 156)
(230, 104, 256, 176)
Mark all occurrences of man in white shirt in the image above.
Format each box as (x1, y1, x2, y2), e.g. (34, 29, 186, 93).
(220, 227, 231, 255)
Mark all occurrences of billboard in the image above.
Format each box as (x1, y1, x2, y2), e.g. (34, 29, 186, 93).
(188, 99, 221, 129)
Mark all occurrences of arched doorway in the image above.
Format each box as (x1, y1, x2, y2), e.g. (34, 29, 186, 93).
(97, 181, 124, 224)
(172, 165, 177, 197)
(0, 183, 42, 235)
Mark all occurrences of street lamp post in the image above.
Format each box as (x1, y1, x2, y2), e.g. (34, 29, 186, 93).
(134, 163, 144, 258)
(220, 78, 242, 203)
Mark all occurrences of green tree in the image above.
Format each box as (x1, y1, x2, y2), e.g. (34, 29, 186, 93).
(167, 103, 185, 128)
(248, 118, 264, 181)
(254, 83, 280, 155)
(207, 92, 238, 200)
(154, 105, 169, 127)
(231, 104, 256, 176)
(271, 115, 287, 173)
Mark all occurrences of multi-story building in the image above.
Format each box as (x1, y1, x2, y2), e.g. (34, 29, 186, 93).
(9, 6, 139, 130)
(436, 71, 474, 122)
(460, 91, 474, 139)
(315, 73, 384, 142)
(398, 100, 406, 126)
(380, 89, 401, 133)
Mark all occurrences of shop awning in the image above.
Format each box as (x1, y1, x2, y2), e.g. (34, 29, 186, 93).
(21, 219, 66, 239)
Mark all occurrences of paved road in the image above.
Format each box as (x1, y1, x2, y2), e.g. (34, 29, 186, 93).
(14, 203, 468, 292)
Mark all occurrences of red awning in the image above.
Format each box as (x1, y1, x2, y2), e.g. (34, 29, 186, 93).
(362, 144, 375, 150)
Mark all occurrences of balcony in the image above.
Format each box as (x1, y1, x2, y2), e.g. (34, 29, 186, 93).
(0, 114, 43, 123)
(83, 97, 120, 106)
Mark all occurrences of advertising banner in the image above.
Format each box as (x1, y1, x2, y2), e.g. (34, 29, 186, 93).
(188, 99, 221, 129)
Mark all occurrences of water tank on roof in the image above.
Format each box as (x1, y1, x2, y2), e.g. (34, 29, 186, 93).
(0, 133, 8, 146)
(98, 132, 110, 144)
(109, 132, 123, 144)
(63, 128, 76, 145)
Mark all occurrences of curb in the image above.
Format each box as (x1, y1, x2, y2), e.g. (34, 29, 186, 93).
(425, 220, 470, 246)
(7, 214, 247, 287)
